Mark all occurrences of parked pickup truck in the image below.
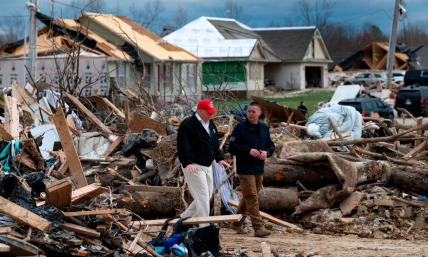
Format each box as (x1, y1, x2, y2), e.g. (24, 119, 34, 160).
(344, 72, 385, 88)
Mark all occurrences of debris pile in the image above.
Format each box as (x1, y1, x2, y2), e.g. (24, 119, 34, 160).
(0, 82, 426, 256)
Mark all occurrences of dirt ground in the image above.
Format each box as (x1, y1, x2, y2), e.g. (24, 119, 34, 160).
(220, 227, 428, 257)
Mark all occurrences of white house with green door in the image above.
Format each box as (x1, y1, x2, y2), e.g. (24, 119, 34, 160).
(163, 17, 268, 98)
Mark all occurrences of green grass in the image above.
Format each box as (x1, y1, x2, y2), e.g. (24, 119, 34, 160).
(214, 90, 335, 117)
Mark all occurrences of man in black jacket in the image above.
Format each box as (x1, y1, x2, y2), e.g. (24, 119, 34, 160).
(229, 102, 275, 237)
(177, 99, 231, 226)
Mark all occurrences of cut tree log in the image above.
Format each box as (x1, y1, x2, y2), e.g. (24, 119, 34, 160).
(116, 191, 181, 218)
(258, 187, 299, 213)
(65, 92, 113, 134)
(0, 196, 51, 232)
(228, 200, 302, 231)
(387, 168, 428, 195)
(53, 106, 87, 188)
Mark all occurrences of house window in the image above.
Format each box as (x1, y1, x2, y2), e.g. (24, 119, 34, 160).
(187, 64, 196, 90)
(0, 75, 2, 85)
(117, 63, 127, 87)
(163, 64, 172, 93)
(54, 76, 59, 85)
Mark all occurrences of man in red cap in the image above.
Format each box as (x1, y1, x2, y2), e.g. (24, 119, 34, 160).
(177, 99, 231, 226)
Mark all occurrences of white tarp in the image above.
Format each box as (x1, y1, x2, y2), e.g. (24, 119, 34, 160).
(329, 85, 361, 104)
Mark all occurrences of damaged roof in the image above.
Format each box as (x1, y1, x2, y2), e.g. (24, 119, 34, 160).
(80, 12, 199, 62)
(163, 17, 259, 59)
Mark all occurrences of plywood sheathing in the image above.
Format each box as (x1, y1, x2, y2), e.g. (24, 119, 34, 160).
(82, 12, 200, 61)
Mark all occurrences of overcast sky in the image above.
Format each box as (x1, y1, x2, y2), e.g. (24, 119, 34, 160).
(1, 0, 427, 35)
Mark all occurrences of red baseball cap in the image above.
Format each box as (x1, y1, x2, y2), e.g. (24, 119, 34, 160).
(197, 99, 217, 114)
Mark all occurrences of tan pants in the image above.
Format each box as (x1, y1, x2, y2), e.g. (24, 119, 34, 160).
(234, 174, 264, 228)
(181, 163, 213, 227)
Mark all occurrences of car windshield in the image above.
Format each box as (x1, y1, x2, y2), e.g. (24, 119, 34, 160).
(340, 102, 362, 112)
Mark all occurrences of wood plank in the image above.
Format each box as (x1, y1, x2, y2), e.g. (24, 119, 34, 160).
(0, 235, 38, 255)
(0, 196, 51, 232)
(101, 136, 123, 158)
(0, 227, 11, 235)
(0, 124, 13, 141)
(63, 208, 127, 217)
(102, 98, 126, 119)
(66, 93, 113, 134)
(3, 95, 20, 140)
(321, 131, 352, 141)
(61, 223, 100, 238)
(123, 185, 180, 194)
(0, 243, 10, 252)
(228, 200, 302, 231)
(46, 177, 72, 208)
(128, 230, 143, 253)
(58, 161, 69, 174)
(128, 113, 166, 135)
(71, 184, 108, 205)
(53, 106, 87, 188)
(403, 141, 426, 160)
(132, 214, 242, 229)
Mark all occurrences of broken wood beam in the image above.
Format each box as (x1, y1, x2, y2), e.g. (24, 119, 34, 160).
(101, 98, 126, 119)
(132, 215, 243, 229)
(0, 124, 13, 141)
(0, 196, 51, 232)
(53, 106, 87, 188)
(63, 208, 128, 217)
(46, 177, 72, 208)
(328, 117, 362, 158)
(402, 141, 427, 160)
(61, 223, 100, 238)
(66, 92, 113, 134)
(228, 200, 302, 231)
(3, 95, 20, 140)
(101, 136, 123, 158)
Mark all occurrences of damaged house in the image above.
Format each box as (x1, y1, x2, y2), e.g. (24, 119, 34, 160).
(164, 17, 332, 97)
(0, 13, 201, 103)
(78, 12, 201, 103)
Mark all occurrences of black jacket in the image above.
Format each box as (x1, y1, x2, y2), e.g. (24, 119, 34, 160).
(177, 113, 224, 167)
(229, 119, 275, 175)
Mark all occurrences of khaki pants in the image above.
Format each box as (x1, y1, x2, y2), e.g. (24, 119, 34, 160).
(234, 174, 264, 228)
(181, 163, 213, 227)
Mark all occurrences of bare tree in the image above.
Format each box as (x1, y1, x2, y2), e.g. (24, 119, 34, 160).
(294, 0, 335, 33)
(0, 13, 26, 46)
(214, 0, 250, 23)
(129, 0, 165, 31)
(173, 5, 188, 29)
(68, 0, 106, 18)
(398, 20, 428, 46)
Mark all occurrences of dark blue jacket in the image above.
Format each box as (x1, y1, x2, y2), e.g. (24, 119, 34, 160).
(229, 119, 275, 175)
(177, 113, 224, 167)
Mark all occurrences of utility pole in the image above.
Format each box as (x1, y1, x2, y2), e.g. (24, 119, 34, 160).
(386, 0, 401, 90)
(27, 0, 38, 81)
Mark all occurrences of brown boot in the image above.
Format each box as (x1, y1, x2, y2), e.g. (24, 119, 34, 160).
(254, 227, 271, 237)
(230, 223, 247, 234)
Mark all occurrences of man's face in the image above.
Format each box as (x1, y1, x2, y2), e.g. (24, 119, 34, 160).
(247, 105, 262, 124)
(198, 109, 213, 122)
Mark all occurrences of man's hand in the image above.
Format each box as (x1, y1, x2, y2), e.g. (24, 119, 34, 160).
(218, 160, 232, 169)
(258, 150, 267, 160)
(185, 164, 197, 172)
(250, 148, 261, 158)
